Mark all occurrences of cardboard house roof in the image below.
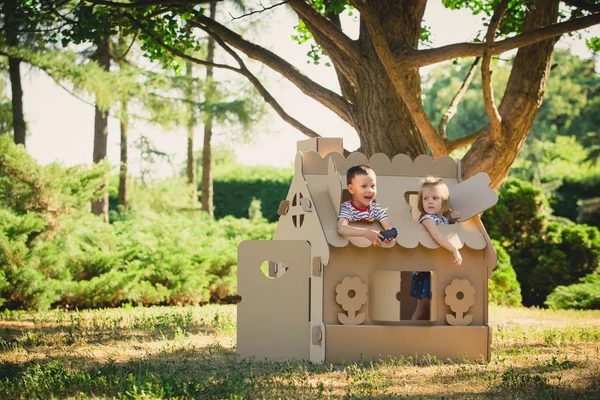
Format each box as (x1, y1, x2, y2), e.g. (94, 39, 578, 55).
(275, 147, 497, 263)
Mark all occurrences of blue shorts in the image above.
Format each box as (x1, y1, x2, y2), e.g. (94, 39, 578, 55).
(410, 272, 431, 300)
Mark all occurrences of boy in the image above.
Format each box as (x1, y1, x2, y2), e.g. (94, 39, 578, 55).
(337, 165, 395, 247)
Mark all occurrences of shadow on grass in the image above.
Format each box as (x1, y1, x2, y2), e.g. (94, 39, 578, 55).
(0, 322, 221, 348)
(2, 344, 600, 399)
(2, 319, 600, 399)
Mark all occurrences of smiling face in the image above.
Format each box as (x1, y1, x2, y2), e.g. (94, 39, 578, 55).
(347, 172, 377, 209)
(421, 185, 444, 216)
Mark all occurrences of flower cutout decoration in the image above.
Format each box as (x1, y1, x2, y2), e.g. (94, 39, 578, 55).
(444, 279, 476, 326)
(335, 277, 368, 325)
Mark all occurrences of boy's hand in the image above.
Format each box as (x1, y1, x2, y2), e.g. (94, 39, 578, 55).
(452, 249, 462, 266)
(450, 210, 463, 220)
(363, 230, 384, 247)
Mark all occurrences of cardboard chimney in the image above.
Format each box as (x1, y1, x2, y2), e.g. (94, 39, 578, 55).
(237, 138, 498, 363)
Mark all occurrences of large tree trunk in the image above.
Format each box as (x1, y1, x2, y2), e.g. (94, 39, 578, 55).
(118, 100, 128, 209)
(185, 61, 198, 207)
(201, 2, 217, 216)
(4, 0, 26, 146)
(91, 41, 111, 222)
(347, 1, 428, 158)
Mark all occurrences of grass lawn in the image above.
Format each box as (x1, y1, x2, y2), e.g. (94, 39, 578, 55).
(1, 304, 599, 399)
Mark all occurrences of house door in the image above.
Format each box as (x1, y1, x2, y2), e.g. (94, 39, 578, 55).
(237, 240, 312, 361)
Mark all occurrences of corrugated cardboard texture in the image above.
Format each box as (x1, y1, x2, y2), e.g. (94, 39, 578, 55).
(324, 246, 485, 327)
(296, 149, 495, 250)
(274, 152, 331, 265)
(326, 325, 491, 363)
(450, 172, 498, 221)
(237, 240, 312, 361)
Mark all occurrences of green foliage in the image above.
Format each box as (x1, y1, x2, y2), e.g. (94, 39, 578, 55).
(423, 57, 510, 140)
(248, 198, 263, 221)
(489, 240, 522, 307)
(545, 274, 600, 310)
(484, 178, 600, 307)
(552, 175, 600, 224)
(0, 140, 276, 310)
(509, 136, 600, 227)
(0, 74, 12, 136)
(208, 164, 293, 222)
(423, 50, 600, 144)
(442, 0, 529, 38)
(587, 37, 600, 52)
(482, 179, 549, 253)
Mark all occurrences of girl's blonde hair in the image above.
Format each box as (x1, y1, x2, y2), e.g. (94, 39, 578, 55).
(417, 177, 451, 217)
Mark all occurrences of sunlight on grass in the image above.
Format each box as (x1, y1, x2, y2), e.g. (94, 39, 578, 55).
(1, 305, 599, 399)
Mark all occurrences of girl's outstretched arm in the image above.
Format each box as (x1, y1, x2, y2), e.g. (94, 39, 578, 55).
(421, 218, 462, 266)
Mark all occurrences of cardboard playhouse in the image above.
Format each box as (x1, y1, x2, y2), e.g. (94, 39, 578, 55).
(237, 138, 498, 364)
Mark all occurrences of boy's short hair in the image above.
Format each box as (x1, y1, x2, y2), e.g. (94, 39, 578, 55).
(346, 164, 375, 185)
(417, 176, 451, 216)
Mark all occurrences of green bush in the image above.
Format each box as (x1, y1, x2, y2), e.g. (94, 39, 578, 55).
(482, 179, 549, 253)
(488, 240, 522, 307)
(207, 164, 293, 222)
(552, 175, 600, 225)
(0, 139, 277, 310)
(526, 222, 600, 305)
(484, 178, 600, 307)
(545, 274, 600, 310)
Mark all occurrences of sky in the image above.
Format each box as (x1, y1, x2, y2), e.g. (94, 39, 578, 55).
(21, 2, 600, 178)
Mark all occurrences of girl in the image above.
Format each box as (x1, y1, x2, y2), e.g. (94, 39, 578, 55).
(411, 176, 462, 320)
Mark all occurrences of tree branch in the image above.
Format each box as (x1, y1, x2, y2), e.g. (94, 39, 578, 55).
(321, 1, 357, 101)
(438, 57, 480, 138)
(482, 0, 509, 142)
(396, 11, 600, 70)
(198, 24, 324, 140)
(561, 0, 600, 13)
(445, 130, 481, 153)
(289, 0, 360, 63)
(128, 14, 323, 140)
(350, 0, 447, 157)
(229, 0, 290, 21)
(188, 15, 354, 126)
(84, 0, 219, 8)
(126, 14, 240, 73)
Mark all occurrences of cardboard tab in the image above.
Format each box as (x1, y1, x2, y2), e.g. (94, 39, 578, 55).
(312, 325, 322, 345)
(449, 172, 498, 221)
(312, 256, 322, 277)
(278, 200, 289, 216)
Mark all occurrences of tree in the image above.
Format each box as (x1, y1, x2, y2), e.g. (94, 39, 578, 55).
(3, 0, 26, 145)
(184, 61, 198, 208)
(90, 40, 111, 222)
(201, 1, 217, 216)
(75, 0, 600, 189)
(118, 99, 128, 209)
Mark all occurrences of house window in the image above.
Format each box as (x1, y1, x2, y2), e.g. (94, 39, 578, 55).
(404, 191, 421, 221)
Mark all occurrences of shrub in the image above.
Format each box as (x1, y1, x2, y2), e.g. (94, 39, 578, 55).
(545, 274, 600, 310)
(207, 163, 293, 222)
(482, 179, 549, 253)
(0, 140, 278, 310)
(488, 240, 522, 307)
(483, 178, 600, 307)
(525, 222, 600, 306)
(552, 175, 600, 225)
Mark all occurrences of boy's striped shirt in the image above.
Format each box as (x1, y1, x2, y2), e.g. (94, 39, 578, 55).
(338, 200, 388, 223)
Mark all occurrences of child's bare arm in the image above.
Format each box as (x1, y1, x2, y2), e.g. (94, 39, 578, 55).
(380, 218, 393, 231)
(421, 218, 462, 266)
(337, 218, 384, 246)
